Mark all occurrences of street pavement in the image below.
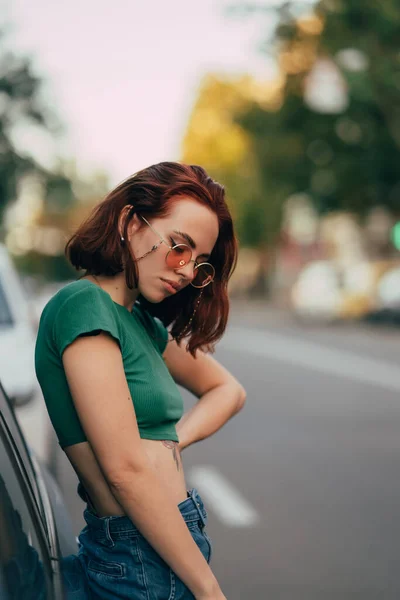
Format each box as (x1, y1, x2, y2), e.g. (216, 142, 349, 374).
(16, 304, 400, 599)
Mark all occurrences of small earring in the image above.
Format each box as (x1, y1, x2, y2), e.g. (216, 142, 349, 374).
(120, 236, 125, 245)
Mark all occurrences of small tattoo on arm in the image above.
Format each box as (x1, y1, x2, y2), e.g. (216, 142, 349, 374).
(162, 440, 180, 471)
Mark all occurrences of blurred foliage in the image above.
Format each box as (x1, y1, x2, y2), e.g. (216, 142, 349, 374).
(186, 1, 400, 252)
(0, 28, 77, 224)
(10, 169, 110, 281)
(236, 0, 400, 227)
(13, 251, 77, 282)
(44, 172, 76, 213)
(0, 27, 112, 281)
(182, 75, 282, 248)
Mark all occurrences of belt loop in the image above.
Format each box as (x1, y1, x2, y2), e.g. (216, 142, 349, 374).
(190, 489, 207, 529)
(104, 518, 115, 548)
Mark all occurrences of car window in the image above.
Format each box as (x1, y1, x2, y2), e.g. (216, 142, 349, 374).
(0, 279, 13, 326)
(0, 425, 53, 599)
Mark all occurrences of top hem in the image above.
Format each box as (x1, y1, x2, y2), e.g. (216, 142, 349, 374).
(139, 432, 179, 442)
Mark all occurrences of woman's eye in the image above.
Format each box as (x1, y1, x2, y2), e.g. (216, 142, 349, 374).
(170, 238, 184, 253)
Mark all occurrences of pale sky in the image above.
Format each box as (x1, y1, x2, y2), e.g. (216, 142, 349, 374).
(7, 0, 279, 186)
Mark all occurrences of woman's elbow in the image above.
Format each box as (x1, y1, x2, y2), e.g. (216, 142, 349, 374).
(235, 384, 247, 412)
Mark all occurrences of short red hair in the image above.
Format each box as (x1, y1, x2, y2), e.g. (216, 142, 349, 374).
(65, 162, 237, 354)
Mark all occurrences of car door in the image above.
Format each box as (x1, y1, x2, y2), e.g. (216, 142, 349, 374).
(0, 384, 64, 599)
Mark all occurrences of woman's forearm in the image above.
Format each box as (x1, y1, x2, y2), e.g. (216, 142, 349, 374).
(109, 466, 221, 598)
(176, 382, 245, 450)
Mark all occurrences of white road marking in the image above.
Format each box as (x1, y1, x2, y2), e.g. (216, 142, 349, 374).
(221, 326, 400, 392)
(188, 466, 260, 527)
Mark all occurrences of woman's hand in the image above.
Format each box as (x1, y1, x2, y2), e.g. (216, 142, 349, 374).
(164, 341, 246, 452)
(196, 587, 227, 600)
(176, 433, 188, 453)
(175, 417, 190, 452)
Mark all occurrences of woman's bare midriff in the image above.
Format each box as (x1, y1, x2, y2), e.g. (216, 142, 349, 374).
(64, 438, 188, 517)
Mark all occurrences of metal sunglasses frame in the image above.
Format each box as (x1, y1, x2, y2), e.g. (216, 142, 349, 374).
(140, 215, 215, 288)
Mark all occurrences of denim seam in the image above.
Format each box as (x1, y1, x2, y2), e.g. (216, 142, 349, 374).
(168, 569, 176, 600)
(134, 536, 151, 600)
(186, 522, 201, 532)
(183, 517, 199, 524)
(110, 531, 141, 540)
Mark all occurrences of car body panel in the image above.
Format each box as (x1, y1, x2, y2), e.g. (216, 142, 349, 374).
(0, 382, 80, 598)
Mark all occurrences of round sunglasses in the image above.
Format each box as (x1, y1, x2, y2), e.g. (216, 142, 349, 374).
(140, 215, 215, 288)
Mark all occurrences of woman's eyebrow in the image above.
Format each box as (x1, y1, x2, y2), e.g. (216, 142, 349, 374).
(173, 230, 196, 249)
(173, 230, 210, 259)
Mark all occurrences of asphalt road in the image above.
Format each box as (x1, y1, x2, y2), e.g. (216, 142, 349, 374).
(19, 305, 400, 599)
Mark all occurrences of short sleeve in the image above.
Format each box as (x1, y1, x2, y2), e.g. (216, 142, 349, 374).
(53, 286, 121, 357)
(153, 317, 169, 354)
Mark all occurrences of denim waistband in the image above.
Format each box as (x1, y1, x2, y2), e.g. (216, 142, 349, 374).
(82, 488, 208, 539)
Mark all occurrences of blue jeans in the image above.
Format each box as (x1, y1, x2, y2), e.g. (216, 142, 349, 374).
(62, 488, 213, 600)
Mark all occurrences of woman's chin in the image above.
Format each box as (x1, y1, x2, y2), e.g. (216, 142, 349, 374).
(139, 288, 169, 304)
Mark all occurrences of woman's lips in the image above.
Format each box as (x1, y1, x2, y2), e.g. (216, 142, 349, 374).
(160, 278, 179, 293)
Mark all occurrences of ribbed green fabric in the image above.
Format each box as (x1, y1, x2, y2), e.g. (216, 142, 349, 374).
(35, 279, 183, 448)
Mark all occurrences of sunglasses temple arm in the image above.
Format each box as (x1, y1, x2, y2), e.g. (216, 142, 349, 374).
(135, 239, 165, 262)
(141, 215, 172, 248)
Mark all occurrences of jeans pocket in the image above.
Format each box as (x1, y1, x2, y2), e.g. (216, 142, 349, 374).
(88, 558, 125, 578)
(187, 524, 213, 564)
(136, 536, 174, 600)
(61, 554, 90, 598)
(170, 526, 213, 600)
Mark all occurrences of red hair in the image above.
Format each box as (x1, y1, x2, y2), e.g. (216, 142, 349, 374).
(65, 162, 237, 355)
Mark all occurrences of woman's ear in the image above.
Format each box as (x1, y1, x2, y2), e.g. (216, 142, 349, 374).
(126, 212, 143, 242)
(118, 205, 137, 240)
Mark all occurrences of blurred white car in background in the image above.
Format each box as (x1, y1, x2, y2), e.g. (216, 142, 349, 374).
(291, 258, 400, 323)
(377, 267, 400, 309)
(291, 260, 343, 320)
(0, 244, 38, 406)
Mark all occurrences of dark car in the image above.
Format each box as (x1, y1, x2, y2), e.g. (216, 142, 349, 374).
(0, 381, 86, 599)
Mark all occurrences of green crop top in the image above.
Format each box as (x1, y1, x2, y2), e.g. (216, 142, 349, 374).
(35, 279, 183, 448)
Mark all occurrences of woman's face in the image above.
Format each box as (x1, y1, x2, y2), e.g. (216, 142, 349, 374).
(127, 198, 219, 303)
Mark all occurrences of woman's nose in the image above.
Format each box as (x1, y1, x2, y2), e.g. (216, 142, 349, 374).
(175, 260, 195, 281)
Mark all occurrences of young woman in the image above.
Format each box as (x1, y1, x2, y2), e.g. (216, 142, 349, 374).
(35, 161, 246, 600)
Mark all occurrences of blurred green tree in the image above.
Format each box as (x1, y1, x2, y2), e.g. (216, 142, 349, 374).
(182, 74, 283, 248)
(10, 168, 110, 282)
(0, 28, 75, 225)
(233, 0, 400, 226)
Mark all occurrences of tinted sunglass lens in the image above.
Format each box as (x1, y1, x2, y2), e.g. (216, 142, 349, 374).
(166, 244, 192, 269)
(192, 263, 215, 287)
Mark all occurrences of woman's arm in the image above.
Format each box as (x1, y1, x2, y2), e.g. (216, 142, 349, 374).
(62, 332, 224, 600)
(163, 341, 246, 451)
